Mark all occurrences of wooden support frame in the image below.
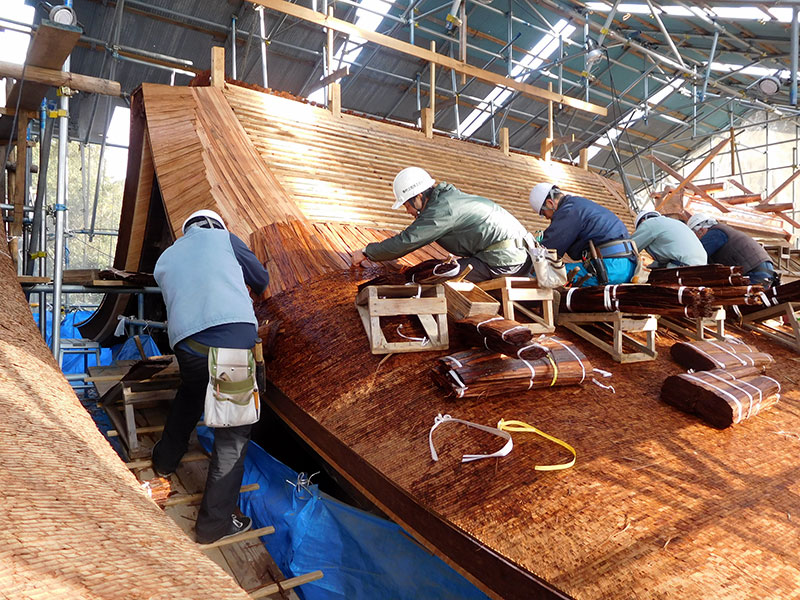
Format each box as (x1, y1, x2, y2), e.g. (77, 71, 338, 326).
(329, 82, 341, 116)
(0, 59, 122, 97)
(249, 570, 325, 598)
(12, 115, 28, 237)
(443, 281, 500, 320)
(499, 127, 509, 156)
(558, 312, 659, 363)
(654, 139, 730, 212)
(477, 277, 555, 334)
(764, 168, 800, 204)
(355, 284, 448, 354)
(660, 306, 726, 341)
(740, 302, 800, 353)
(251, 0, 607, 116)
(421, 107, 433, 138)
(579, 147, 589, 170)
(646, 153, 729, 213)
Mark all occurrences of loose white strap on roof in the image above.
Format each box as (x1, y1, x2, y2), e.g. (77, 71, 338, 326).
(566, 287, 578, 312)
(429, 413, 513, 463)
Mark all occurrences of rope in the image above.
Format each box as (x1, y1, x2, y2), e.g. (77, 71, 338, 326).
(429, 414, 513, 463)
(497, 419, 576, 471)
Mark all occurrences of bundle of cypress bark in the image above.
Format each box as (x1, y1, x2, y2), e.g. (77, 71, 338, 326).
(648, 264, 749, 287)
(560, 284, 713, 318)
(404, 256, 461, 283)
(670, 339, 774, 371)
(453, 315, 548, 360)
(737, 279, 800, 316)
(432, 337, 592, 398)
(661, 365, 780, 428)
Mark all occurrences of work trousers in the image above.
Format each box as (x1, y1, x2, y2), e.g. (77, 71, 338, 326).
(746, 260, 777, 288)
(152, 346, 252, 541)
(566, 257, 637, 287)
(457, 256, 532, 283)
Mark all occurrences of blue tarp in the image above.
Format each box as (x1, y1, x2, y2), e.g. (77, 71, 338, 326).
(33, 310, 161, 375)
(197, 428, 489, 600)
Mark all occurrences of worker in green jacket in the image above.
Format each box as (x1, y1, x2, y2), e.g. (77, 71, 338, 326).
(351, 167, 531, 282)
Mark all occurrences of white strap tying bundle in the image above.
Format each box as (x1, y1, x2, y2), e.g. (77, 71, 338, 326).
(428, 414, 513, 463)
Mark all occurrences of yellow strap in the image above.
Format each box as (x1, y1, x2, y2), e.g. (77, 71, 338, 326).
(497, 418, 576, 471)
(545, 352, 558, 387)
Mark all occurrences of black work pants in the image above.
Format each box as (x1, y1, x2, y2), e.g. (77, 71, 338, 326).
(457, 255, 532, 283)
(152, 346, 252, 541)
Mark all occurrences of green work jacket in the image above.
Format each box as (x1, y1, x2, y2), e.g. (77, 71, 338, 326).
(364, 183, 528, 267)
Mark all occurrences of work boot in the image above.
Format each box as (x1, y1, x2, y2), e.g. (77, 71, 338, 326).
(196, 514, 252, 545)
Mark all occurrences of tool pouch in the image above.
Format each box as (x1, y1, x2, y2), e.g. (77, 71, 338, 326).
(204, 347, 260, 428)
(524, 233, 567, 288)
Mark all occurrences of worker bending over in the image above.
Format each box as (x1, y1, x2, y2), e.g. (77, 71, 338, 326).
(631, 210, 707, 269)
(152, 209, 270, 545)
(529, 182, 637, 286)
(687, 213, 777, 287)
(351, 167, 531, 282)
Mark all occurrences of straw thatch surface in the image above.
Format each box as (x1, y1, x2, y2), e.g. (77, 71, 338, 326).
(0, 250, 250, 599)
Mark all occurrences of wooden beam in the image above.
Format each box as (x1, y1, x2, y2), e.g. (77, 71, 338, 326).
(421, 107, 433, 138)
(499, 127, 509, 156)
(211, 46, 225, 88)
(646, 150, 730, 213)
(755, 202, 794, 213)
(0, 60, 122, 97)
(198, 526, 275, 550)
(657, 139, 729, 212)
(719, 193, 762, 205)
(728, 178, 754, 195)
(764, 168, 800, 204)
(552, 133, 576, 145)
(329, 81, 341, 117)
(0, 107, 36, 118)
(251, 0, 607, 116)
(540, 137, 552, 161)
(694, 182, 726, 193)
(12, 115, 28, 237)
(579, 147, 589, 170)
(249, 571, 324, 599)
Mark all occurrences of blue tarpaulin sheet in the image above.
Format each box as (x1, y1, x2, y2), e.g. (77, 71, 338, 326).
(197, 428, 489, 600)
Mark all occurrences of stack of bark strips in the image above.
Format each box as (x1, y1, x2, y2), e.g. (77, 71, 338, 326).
(661, 366, 780, 428)
(355, 284, 448, 354)
(559, 284, 714, 318)
(670, 339, 774, 371)
(432, 336, 591, 398)
(453, 315, 549, 360)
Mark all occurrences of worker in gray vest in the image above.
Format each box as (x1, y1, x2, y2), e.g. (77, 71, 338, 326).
(350, 167, 531, 282)
(152, 209, 269, 544)
(687, 213, 777, 286)
(632, 210, 707, 269)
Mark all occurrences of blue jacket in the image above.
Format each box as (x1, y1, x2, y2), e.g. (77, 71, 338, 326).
(542, 195, 630, 261)
(154, 227, 269, 349)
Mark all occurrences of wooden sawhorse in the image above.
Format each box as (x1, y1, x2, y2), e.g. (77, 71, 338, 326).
(557, 311, 659, 363)
(660, 306, 727, 341)
(740, 301, 800, 353)
(477, 277, 555, 334)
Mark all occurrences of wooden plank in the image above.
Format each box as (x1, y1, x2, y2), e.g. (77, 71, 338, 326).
(421, 107, 433, 138)
(211, 46, 225, 88)
(198, 526, 276, 551)
(764, 168, 800, 204)
(728, 178, 754, 195)
(249, 571, 324, 598)
(251, 0, 607, 116)
(719, 194, 762, 205)
(646, 154, 729, 213)
(755, 202, 793, 213)
(499, 127, 509, 156)
(12, 116, 28, 237)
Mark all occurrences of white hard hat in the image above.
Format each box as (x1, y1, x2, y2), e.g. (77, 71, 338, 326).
(634, 210, 661, 229)
(529, 182, 557, 215)
(392, 167, 435, 209)
(182, 209, 227, 233)
(686, 212, 717, 232)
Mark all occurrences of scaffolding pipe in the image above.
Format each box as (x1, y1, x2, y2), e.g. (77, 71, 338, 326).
(231, 15, 238, 80)
(256, 6, 269, 87)
(25, 105, 54, 276)
(700, 31, 719, 102)
(792, 7, 798, 106)
(644, 0, 684, 67)
(52, 58, 70, 359)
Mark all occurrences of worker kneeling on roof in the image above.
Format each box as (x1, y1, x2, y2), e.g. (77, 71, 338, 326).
(631, 210, 707, 269)
(687, 212, 778, 287)
(529, 182, 637, 286)
(351, 167, 532, 282)
(152, 209, 270, 545)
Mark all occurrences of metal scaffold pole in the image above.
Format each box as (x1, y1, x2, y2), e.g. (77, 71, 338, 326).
(52, 58, 71, 360)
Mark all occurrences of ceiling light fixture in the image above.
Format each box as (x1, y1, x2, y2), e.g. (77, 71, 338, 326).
(757, 75, 781, 95)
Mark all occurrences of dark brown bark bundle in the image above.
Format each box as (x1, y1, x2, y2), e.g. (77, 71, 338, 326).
(648, 264, 748, 287)
(404, 256, 461, 283)
(704, 285, 764, 306)
(738, 279, 800, 315)
(670, 340, 774, 371)
(432, 337, 592, 398)
(661, 366, 780, 428)
(560, 284, 713, 318)
(454, 315, 547, 361)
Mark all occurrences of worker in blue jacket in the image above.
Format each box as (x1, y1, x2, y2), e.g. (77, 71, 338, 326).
(153, 209, 269, 545)
(529, 182, 637, 286)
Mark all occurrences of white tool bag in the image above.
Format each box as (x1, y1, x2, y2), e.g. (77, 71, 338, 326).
(524, 234, 567, 288)
(204, 347, 260, 428)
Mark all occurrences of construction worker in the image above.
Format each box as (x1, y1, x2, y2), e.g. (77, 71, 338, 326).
(351, 167, 531, 282)
(687, 213, 777, 286)
(152, 209, 269, 545)
(528, 182, 637, 286)
(632, 210, 707, 269)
